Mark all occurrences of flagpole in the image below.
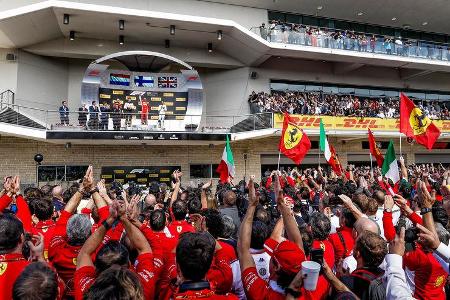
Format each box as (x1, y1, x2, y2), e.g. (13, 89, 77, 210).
(318, 148, 321, 168)
(399, 135, 402, 157)
(277, 150, 281, 171)
(369, 152, 374, 178)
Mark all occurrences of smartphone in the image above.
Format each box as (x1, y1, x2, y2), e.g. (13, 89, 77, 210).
(310, 248, 324, 267)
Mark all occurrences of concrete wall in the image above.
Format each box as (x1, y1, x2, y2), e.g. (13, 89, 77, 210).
(15, 51, 69, 111)
(0, 135, 448, 185)
(0, 49, 18, 94)
(0, 0, 268, 30)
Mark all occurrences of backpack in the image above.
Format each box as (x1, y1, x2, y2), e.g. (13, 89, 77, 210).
(351, 268, 386, 300)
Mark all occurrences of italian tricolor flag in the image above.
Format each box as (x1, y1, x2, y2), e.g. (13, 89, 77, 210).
(320, 119, 342, 175)
(381, 141, 400, 184)
(216, 135, 235, 183)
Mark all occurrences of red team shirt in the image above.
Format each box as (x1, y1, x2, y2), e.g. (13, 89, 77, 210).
(328, 226, 354, 263)
(0, 253, 29, 300)
(167, 220, 195, 238)
(74, 252, 156, 300)
(404, 246, 447, 300)
(31, 219, 56, 260)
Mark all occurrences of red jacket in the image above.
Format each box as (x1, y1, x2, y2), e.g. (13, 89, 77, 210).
(0, 194, 32, 232)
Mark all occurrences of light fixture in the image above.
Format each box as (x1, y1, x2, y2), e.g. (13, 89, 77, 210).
(402, 24, 411, 30)
(119, 35, 124, 45)
(391, 17, 397, 21)
(422, 21, 428, 26)
(63, 14, 70, 25)
(69, 31, 75, 41)
(317, 6, 323, 10)
(217, 30, 223, 40)
(170, 25, 175, 35)
(165, 39, 170, 48)
(119, 20, 125, 30)
(357, 12, 363, 16)
(208, 42, 213, 53)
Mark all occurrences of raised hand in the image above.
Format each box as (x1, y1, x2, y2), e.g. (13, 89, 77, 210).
(80, 165, 94, 192)
(27, 233, 44, 261)
(248, 176, 259, 207)
(384, 195, 394, 211)
(389, 227, 405, 256)
(202, 179, 212, 190)
(11, 176, 20, 195)
(97, 179, 107, 195)
(417, 224, 440, 250)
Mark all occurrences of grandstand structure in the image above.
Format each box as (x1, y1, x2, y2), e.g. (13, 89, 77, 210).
(0, 0, 450, 185)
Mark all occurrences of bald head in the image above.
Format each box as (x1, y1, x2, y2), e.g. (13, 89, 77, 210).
(145, 194, 157, 208)
(223, 191, 236, 207)
(373, 190, 385, 206)
(52, 186, 63, 198)
(354, 217, 379, 235)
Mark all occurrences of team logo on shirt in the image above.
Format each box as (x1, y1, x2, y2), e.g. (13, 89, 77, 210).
(259, 268, 267, 276)
(409, 107, 431, 135)
(0, 263, 7, 275)
(177, 226, 182, 233)
(72, 258, 77, 266)
(435, 275, 445, 287)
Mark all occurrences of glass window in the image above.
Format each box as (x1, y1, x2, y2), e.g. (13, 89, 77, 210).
(335, 21, 351, 30)
(303, 16, 319, 26)
(190, 164, 211, 178)
(268, 11, 286, 23)
(352, 23, 365, 33)
(286, 14, 301, 24)
(66, 166, 89, 181)
(323, 86, 339, 94)
(288, 84, 305, 92)
(338, 87, 355, 94)
(355, 89, 370, 96)
(305, 85, 322, 91)
(380, 27, 395, 36)
(190, 164, 219, 178)
(366, 25, 380, 35)
(270, 83, 289, 91)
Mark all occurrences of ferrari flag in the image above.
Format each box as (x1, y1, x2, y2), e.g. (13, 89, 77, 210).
(279, 113, 311, 165)
(368, 128, 384, 167)
(400, 93, 441, 150)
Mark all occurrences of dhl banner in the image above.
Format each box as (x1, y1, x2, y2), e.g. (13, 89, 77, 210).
(274, 114, 450, 133)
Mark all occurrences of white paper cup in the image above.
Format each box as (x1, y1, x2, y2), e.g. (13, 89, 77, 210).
(301, 261, 321, 291)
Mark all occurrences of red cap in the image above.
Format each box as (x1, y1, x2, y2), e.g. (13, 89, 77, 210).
(264, 238, 305, 275)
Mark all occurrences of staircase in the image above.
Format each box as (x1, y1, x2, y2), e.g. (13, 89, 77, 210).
(0, 90, 46, 129)
(230, 113, 273, 133)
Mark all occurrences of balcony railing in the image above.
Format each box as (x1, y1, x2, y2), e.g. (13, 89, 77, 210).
(0, 101, 274, 134)
(251, 25, 450, 62)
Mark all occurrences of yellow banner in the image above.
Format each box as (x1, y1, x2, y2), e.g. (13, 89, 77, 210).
(273, 114, 450, 132)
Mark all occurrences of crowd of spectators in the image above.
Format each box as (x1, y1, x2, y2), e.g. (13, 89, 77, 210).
(258, 21, 450, 61)
(248, 90, 450, 120)
(2, 159, 450, 299)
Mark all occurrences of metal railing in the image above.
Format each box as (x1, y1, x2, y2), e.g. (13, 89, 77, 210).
(251, 25, 450, 62)
(0, 100, 274, 133)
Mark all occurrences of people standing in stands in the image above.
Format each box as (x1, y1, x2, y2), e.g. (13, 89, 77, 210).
(123, 99, 136, 127)
(140, 95, 149, 126)
(88, 101, 100, 130)
(59, 100, 69, 126)
(99, 103, 110, 130)
(111, 102, 122, 131)
(78, 103, 88, 128)
(158, 100, 167, 129)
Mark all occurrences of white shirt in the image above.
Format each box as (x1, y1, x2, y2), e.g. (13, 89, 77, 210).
(384, 254, 415, 300)
(158, 104, 167, 115)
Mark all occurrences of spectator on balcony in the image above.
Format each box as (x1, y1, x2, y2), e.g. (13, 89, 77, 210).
(99, 103, 110, 131)
(111, 102, 122, 131)
(88, 101, 100, 130)
(77, 103, 88, 128)
(59, 100, 69, 126)
(370, 35, 376, 52)
(259, 23, 268, 41)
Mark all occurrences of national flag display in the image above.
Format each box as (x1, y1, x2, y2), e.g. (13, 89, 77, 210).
(109, 73, 130, 86)
(278, 113, 311, 165)
(320, 119, 342, 175)
(158, 76, 178, 88)
(400, 92, 441, 150)
(381, 140, 400, 184)
(216, 135, 235, 183)
(134, 75, 154, 87)
(368, 128, 384, 167)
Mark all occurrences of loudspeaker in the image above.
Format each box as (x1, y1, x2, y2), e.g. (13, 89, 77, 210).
(250, 71, 258, 79)
(6, 53, 16, 61)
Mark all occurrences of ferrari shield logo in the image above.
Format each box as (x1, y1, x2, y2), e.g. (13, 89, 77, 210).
(409, 107, 431, 135)
(0, 262, 7, 276)
(283, 123, 302, 150)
